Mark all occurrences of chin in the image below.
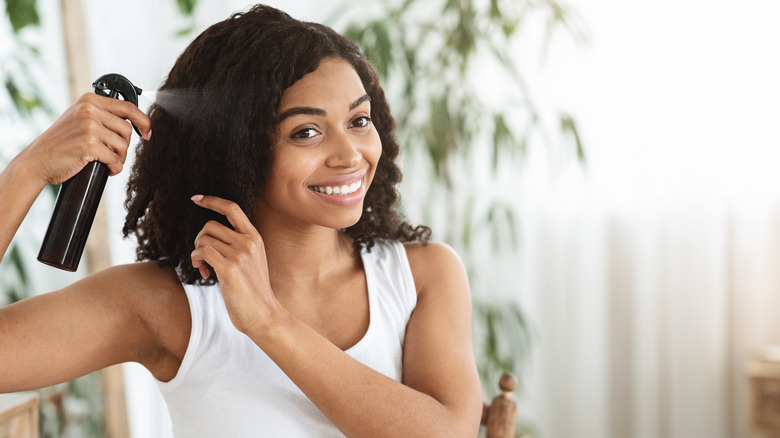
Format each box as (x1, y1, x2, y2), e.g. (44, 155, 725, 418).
(326, 209, 363, 231)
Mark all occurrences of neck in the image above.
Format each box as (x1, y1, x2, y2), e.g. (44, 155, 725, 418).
(255, 221, 356, 285)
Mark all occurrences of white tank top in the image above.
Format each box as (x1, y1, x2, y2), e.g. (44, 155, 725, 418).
(156, 240, 417, 437)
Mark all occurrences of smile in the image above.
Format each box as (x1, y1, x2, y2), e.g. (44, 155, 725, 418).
(308, 179, 362, 195)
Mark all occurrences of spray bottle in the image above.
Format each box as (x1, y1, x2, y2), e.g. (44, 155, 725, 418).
(38, 73, 143, 271)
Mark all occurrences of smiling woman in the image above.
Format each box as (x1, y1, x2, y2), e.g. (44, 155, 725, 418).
(0, 4, 482, 438)
(259, 60, 380, 227)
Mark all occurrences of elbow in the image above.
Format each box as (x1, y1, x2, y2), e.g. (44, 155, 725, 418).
(430, 403, 483, 438)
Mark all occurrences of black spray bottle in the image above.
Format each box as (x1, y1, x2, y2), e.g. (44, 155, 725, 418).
(38, 74, 143, 271)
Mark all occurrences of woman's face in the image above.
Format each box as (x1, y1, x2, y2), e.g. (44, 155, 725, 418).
(255, 58, 381, 231)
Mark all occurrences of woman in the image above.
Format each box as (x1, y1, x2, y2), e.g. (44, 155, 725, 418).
(0, 4, 482, 437)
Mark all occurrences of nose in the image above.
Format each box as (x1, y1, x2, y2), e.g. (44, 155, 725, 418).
(325, 129, 362, 168)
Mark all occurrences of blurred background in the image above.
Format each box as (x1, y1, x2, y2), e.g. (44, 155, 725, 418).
(2, 0, 780, 437)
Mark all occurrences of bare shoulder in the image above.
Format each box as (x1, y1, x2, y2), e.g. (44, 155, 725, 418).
(79, 261, 182, 296)
(68, 261, 186, 313)
(403, 240, 462, 264)
(403, 241, 469, 297)
(80, 261, 189, 328)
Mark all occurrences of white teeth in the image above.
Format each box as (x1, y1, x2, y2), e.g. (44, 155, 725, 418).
(311, 179, 362, 195)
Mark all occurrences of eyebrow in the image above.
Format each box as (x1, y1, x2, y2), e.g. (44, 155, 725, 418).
(277, 94, 371, 123)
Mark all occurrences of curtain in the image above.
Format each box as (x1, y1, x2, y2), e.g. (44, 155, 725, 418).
(518, 194, 780, 438)
(513, 0, 780, 436)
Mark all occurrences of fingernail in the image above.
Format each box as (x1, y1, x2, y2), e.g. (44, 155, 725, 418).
(191, 194, 204, 202)
(146, 129, 152, 140)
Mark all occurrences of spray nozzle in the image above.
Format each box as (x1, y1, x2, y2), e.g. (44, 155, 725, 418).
(92, 73, 143, 136)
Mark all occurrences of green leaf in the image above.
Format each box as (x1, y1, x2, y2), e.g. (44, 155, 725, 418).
(175, 23, 195, 37)
(560, 113, 586, 162)
(492, 114, 514, 170)
(5, 0, 40, 33)
(176, 0, 198, 16)
(502, 17, 519, 37)
(461, 195, 475, 251)
(443, 0, 459, 13)
(429, 94, 460, 181)
(9, 244, 28, 287)
(448, 5, 477, 70)
(372, 21, 393, 79)
(503, 206, 519, 249)
(343, 24, 366, 46)
(347, 21, 394, 80)
(8, 288, 23, 303)
(5, 77, 42, 115)
(489, 0, 501, 20)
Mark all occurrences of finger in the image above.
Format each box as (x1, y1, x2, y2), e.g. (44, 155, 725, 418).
(84, 108, 137, 171)
(93, 123, 132, 170)
(193, 234, 237, 261)
(194, 220, 239, 248)
(95, 148, 124, 177)
(191, 246, 228, 278)
(191, 247, 217, 279)
(69, 100, 133, 168)
(81, 93, 152, 140)
(96, 106, 134, 144)
(197, 264, 211, 279)
(191, 252, 213, 279)
(191, 195, 255, 234)
(74, 127, 125, 176)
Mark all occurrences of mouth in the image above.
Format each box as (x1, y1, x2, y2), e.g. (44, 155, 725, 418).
(307, 179, 362, 196)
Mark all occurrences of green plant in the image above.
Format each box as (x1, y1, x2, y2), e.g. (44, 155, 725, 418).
(329, 0, 586, 434)
(0, 6, 47, 293)
(173, 0, 199, 36)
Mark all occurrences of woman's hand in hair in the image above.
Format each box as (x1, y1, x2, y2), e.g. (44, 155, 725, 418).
(18, 92, 151, 185)
(190, 194, 286, 335)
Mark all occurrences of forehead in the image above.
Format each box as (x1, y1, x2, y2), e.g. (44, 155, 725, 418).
(278, 58, 367, 111)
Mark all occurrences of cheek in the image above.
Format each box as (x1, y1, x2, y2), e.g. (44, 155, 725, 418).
(271, 149, 319, 184)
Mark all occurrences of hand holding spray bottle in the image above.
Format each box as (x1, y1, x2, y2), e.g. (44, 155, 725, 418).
(38, 74, 143, 271)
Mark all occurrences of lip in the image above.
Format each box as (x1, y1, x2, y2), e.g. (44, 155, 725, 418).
(308, 169, 367, 189)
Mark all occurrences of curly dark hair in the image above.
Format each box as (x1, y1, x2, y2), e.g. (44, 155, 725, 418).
(122, 4, 430, 284)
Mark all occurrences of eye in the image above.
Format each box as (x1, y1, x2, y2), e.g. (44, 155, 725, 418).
(349, 116, 372, 129)
(292, 127, 319, 139)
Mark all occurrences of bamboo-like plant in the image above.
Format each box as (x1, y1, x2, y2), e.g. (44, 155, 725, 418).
(329, 0, 586, 435)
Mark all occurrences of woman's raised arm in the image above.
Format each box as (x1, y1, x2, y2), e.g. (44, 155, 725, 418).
(0, 92, 151, 261)
(0, 93, 164, 393)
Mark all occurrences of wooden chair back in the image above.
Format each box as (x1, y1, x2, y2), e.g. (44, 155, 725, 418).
(481, 372, 518, 438)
